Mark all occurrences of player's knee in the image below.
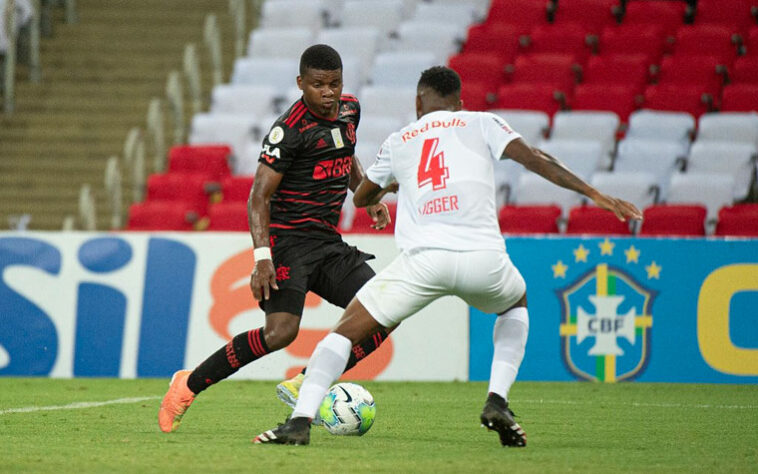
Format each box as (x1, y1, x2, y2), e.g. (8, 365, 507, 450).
(263, 319, 299, 350)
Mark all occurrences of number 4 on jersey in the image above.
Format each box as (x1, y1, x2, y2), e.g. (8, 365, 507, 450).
(417, 138, 449, 190)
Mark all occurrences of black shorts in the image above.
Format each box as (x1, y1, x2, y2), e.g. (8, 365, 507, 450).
(259, 232, 376, 316)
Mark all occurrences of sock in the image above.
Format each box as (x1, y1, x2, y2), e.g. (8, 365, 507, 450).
(488, 306, 529, 401)
(186, 327, 270, 394)
(299, 327, 389, 376)
(292, 333, 352, 419)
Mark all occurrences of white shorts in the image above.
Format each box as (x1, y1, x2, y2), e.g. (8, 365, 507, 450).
(356, 248, 526, 328)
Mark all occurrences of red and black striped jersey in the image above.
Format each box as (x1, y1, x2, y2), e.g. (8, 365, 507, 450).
(259, 94, 360, 238)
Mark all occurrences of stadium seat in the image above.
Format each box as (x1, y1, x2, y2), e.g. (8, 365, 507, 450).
(639, 204, 707, 236)
(642, 84, 712, 117)
(686, 141, 757, 200)
(489, 109, 549, 144)
(498, 205, 562, 234)
(672, 24, 740, 61)
(448, 52, 507, 95)
(746, 26, 758, 54)
(167, 145, 232, 181)
(344, 202, 397, 233)
(537, 139, 605, 180)
(715, 204, 758, 237)
(486, 0, 550, 28)
(597, 24, 666, 60)
(692, 0, 757, 32)
(494, 83, 564, 116)
(566, 205, 633, 235)
(460, 81, 492, 111)
(340, 0, 404, 37)
(206, 201, 249, 231)
(316, 27, 381, 77)
(550, 111, 620, 161)
(210, 84, 279, 117)
(412, 2, 481, 34)
(621, 0, 688, 37)
(127, 201, 197, 231)
(146, 173, 211, 215)
(513, 172, 582, 213)
(231, 57, 299, 87)
(697, 112, 758, 147)
(570, 83, 639, 123)
(522, 23, 592, 62)
(358, 115, 404, 145)
(590, 171, 659, 210)
(359, 85, 417, 123)
(550, 0, 618, 34)
(394, 21, 463, 64)
(247, 27, 314, 60)
(370, 51, 437, 88)
(511, 53, 578, 95)
(732, 56, 758, 84)
(188, 113, 259, 165)
(720, 84, 758, 112)
(626, 110, 695, 145)
(666, 172, 735, 220)
(614, 137, 688, 197)
(220, 175, 254, 202)
(354, 140, 382, 169)
(463, 22, 523, 62)
(581, 54, 651, 94)
(655, 55, 727, 98)
(259, 0, 325, 32)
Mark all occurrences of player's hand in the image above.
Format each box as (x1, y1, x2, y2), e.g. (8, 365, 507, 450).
(591, 193, 643, 222)
(250, 260, 278, 301)
(366, 202, 391, 230)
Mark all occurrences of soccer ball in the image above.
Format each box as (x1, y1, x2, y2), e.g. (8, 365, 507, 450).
(319, 382, 376, 436)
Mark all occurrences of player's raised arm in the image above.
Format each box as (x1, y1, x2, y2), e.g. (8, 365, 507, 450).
(247, 163, 283, 300)
(503, 138, 642, 222)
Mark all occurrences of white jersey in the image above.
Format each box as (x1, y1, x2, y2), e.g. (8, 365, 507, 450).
(366, 110, 522, 252)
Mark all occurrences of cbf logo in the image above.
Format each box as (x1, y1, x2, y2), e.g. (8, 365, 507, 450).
(554, 239, 658, 383)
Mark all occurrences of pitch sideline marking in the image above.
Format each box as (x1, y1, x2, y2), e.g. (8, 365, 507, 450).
(517, 398, 757, 410)
(0, 396, 161, 415)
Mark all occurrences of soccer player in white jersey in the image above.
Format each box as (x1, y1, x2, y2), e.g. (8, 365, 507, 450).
(254, 66, 642, 447)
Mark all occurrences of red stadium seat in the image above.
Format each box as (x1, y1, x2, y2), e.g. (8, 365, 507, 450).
(566, 205, 633, 235)
(167, 145, 232, 181)
(656, 55, 727, 97)
(146, 173, 210, 214)
(498, 205, 562, 234)
(639, 205, 707, 236)
(597, 24, 666, 60)
(343, 202, 397, 234)
(461, 81, 492, 111)
(582, 54, 651, 93)
(448, 53, 506, 95)
(551, 0, 619, 33)
(746, 26, 758, 55)
(693, 0, 757, 32)
(220, 175, 254, 202)
(621, 0, 688, 37)
(715, 204, 758, 236)
(493, 83, 565, 116)
(487, 0, 550, 27)
(732, 56, 758, 84)
(511, 53, 578, 94)
(570, 83, 639, 123)
(464, 22, 522, 62)
(206, 202, 249, 231)
(523, 23, 593, 62)
(643, 84, 712, 117)
(672, 25, 739, 63)
(720, 84, 758, 112)
(127, 201, 197, 231)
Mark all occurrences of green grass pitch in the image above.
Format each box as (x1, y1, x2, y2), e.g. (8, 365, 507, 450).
(1, 379, 756, 473)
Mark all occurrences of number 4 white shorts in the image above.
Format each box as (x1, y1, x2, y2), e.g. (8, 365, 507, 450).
(356, 248, 526, 328)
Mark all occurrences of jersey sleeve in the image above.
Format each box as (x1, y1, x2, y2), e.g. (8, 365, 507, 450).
(258, 120, 301, 173)
(365, 136, 395, 188)
(480, 113, 523, 161)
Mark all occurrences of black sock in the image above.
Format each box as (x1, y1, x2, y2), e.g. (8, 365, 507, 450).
(299, 328, 389, 376)
(187, 327, 270, 394)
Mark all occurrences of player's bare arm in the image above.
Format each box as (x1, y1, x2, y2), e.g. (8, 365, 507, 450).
(350, 156, 393, 230)
(248, 164, 283, 301)
(503, 138, 642, 222)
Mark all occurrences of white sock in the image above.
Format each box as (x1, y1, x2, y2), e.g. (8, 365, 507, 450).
(292, 333, 352, 419)
(488, 306, 529, 401)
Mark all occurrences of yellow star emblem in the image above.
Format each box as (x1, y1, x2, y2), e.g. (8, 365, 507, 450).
(573, 244, 590, 262)
(552, 260, 568, 278)
(599, 238, 615, 256)
(624, 245, 641, 263)
(645, 261, 662, 279)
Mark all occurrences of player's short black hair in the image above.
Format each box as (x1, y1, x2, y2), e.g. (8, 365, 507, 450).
(417, 66, 461, 97)
(299, 44, 342, 75)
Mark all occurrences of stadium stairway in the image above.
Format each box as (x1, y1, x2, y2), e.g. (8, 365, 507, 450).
(0, 0, 240, 230)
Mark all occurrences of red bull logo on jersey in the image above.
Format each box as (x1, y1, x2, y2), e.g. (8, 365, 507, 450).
(401, 118, 467, 143)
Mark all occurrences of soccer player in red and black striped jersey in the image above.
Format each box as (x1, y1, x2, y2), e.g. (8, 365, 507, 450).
(159, 44, 397, 433)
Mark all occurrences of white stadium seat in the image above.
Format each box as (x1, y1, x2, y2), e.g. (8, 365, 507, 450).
(538, 139, 605, 180)
(357, 115, 404, 145)
(686, 141, 756, 200)
(231, 57, 298, 87)
(614, 137, 689, 198)
(550, 111, 620, 167)
(259, 0, 325, 32)
(590, 172, 659, 210)
(316, 27, 381, 79)
(247, 27, 314, 60)
(697, 112, 758, 148)
(489, 110, 549, 145)
(369, 51, 437, 88)
(412, 3, 480, 37)
(210, 84, 280, 117)
(359, 85, 417, 123)
(626, 109, 695, 148)
(393, 21, 464, 64)
(513, 172, 583, 214)
(666, 172, 735, 220)
(339, 0, 405, 37)
(189, 113, 260, 174)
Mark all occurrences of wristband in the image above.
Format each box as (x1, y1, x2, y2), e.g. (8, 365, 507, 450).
(253, 247, 272, 261)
